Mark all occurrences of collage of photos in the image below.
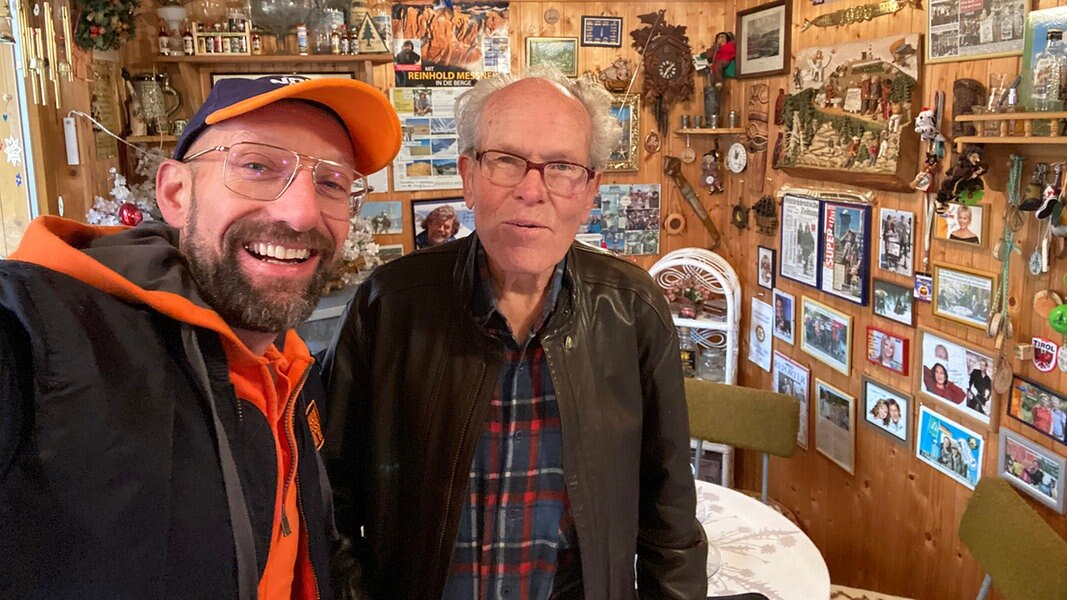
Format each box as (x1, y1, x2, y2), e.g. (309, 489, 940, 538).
(392, 87, 463, 191)
(1008, 377, 1067, 445)
(916, 405, 985, 490)
(579, 184, 662, 255)
(928, 0, 1027, 62)
(920, 330, 995, 425)
(998, 428, 1066, 513)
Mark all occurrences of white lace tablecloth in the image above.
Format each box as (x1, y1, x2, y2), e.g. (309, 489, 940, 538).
(696, 480, 830, 600)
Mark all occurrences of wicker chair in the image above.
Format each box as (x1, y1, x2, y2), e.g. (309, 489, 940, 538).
(959, 477, 1067, 600)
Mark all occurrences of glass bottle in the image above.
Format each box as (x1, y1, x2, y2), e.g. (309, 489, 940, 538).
(369, 0, 392, 51)
(296, 23, 309, 55)
(158, 20, 171, 56)
(339, 24, 350, 54)
(251, 31, 263, 55)
(348, 25, 361, 54)
(678, 327, 697, 378)
(350, 0, 369, 31)
(1002, 87, 1020, 136)
(696, 346, 725, 383)
(330, 25, 341, 54)
(181, 20, 195, 55)
(1033, 30, 1067, 112)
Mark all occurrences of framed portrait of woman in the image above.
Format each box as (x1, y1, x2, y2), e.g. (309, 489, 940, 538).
(934, 203, 988, 247)
(919, 329, 996, 426)
(863, 377, 911, 446)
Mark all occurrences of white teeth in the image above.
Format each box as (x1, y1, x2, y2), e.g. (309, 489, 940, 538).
(247, 242, 311, 261)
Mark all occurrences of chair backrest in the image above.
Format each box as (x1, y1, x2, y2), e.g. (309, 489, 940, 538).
(684, 379, 799, 458)
(958, 477, 1067, 600)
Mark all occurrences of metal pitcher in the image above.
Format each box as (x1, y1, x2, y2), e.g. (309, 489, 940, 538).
(128, 72, 182, 135)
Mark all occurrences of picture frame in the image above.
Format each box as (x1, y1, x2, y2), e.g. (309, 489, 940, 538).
(877, 207, 914, 277)
(779, 194, 821, 289)
(606, 94, 640, 172)
(919, 329, 997, 426)
(863, 377, 911, 446)
(1007, 376, 1067, 446)
(820, 201, 871, 306)
(1021, 6, 1067, 111)
(757, 246, 776, 289)
(377, 243, 405, 264)
(915, 404, 985, 490)
(934, 203, 988, 248)
(866, 326, 910, 377)
(774, 350, 810, 449)
(362, 200, 404, 235)
(800, 296, 853, 375)
(209, 72, 355, 86)
(873, 278, 915, 327)
(772, 288, 795, 345)
(525, 37, 579, 77)
(927, 0, 1028, 64)
(410, 198, 474, 250)
(998, 428, 1067, 514)
(580, 16, 623, 48)
(735, 0, 791, 79)
(932, 263, 996, 331)
(815, 378, 856, 474)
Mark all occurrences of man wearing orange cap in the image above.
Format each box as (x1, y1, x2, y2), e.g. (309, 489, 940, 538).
(0, 76, 400, 599)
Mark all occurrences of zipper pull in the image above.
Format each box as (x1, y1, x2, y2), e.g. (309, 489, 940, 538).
(280, 508, 292, 537)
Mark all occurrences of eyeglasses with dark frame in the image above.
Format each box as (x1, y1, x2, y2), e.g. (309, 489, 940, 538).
(474, 149, 595, 195)
(182, 141, 367, 219)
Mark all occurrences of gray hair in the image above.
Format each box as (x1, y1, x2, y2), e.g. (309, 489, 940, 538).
(454, 67, 622, 171)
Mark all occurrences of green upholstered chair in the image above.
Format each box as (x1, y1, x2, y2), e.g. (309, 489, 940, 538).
(959, 476, 1067, 600)
(683, 379, 799, 503)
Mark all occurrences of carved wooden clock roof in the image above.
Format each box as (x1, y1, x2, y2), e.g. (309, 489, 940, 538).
(630, 11, 695, 107)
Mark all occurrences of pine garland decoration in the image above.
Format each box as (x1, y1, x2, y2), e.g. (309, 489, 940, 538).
(73, 0, 139, 51)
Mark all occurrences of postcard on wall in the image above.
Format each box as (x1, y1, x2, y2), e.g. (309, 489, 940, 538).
(1007, 376, 1067, 445)
(391, 88, 464, 191)
(815, 378, 856, 474)
(998, 428, 1066, 513)
(773, 350, 810, 449)
(919, 330, 996, 425)
(749, 298, 774, 372)
(915, 404, 985, 490)
(779, 194, 821, 288)
(579, 184, 661, 255)
(820, 201, 870, 306)
(877, 208, 914, 277)
(363, 201, 404, 235)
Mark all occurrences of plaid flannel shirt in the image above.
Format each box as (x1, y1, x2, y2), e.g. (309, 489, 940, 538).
(441, 244, 578, 600)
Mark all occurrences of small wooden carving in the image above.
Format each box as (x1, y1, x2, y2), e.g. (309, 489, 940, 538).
(747, 83, 770, 194)
(952, 78, 985, 140)
(778, 34, 921, 192)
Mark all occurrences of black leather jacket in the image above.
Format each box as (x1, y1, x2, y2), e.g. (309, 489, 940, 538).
(323, 234, 707, 599)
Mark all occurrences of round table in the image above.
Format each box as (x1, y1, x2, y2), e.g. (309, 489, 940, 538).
(696, 480, 830, 599)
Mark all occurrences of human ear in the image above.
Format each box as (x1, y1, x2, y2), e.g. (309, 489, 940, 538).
(155, 160, 193, 227)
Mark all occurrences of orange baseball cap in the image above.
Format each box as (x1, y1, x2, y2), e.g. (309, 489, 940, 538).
(173, 75, 401, 175)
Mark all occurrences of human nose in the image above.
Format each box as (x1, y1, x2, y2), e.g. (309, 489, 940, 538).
(512, 163, 548, 202)
(269, 166, 324, 230)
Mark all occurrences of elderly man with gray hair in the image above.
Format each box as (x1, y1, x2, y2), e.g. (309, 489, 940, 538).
(323, 68, 707, 599)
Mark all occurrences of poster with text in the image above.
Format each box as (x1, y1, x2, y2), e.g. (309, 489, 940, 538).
(393, 1, 510, 87)
(392, 87, 463, 191)
(749, 298, 773, 372)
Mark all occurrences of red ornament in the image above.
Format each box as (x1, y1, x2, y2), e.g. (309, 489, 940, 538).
(118, 202, 143, 226)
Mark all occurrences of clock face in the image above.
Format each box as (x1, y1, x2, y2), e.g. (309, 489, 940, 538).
(658, 59, 679, 80)
(727, 142, 748, 173)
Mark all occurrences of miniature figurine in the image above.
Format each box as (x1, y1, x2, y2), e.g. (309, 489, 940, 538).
(703, 32, 735, 123)
(701, 149, 724, 194)
(913, 107, 945, 144)
(937, 146, 989, 208)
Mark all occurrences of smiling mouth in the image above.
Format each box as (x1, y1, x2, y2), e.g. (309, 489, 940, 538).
(243, 242, 315, 264)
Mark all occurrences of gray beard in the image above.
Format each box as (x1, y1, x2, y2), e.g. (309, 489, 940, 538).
(183, 203, 337, 333)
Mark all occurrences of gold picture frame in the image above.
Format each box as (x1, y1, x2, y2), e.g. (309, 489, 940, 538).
(606, 94, 640, 172)
(525, 36, 579, 77)
(931, 263, 997, 330)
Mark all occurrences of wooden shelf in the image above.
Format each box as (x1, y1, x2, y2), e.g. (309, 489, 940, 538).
(956, 110, 1067, 121)
(673, 128, 745, 136)
(954, 135, 1067, 145)
(157, 53, 393, 65)
(125, 135, 178, 144)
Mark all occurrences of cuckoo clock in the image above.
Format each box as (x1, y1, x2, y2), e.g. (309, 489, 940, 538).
(631, 11, 695, 134)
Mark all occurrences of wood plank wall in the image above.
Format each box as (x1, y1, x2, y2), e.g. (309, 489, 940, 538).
(105, 1, 1067, 597)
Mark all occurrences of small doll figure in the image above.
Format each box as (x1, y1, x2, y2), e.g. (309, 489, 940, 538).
(911, 152, 940, 193)
(936, 147, 989, 208)
(703, 32, 736, 123)
(702, 149, 724, 194)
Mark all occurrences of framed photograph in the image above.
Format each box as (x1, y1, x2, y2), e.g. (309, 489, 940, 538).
(877, 208, 914, 276)
(757, 246, 776, 289)
(873, 278, 915, 327)
(607, 94, 640, 172)
(411, 198, 474, 250)
(779, 194, 821, 289)
(815, 378, 856, 474)
(525, 37, 579, 77)
(999, 428, 1066, 513)
(820, 201, 871, 306)
(772, 288, 795, 345)
(580, 16, 623, 48)
(774, 350, 810, 449)
(209, 72, 354, 86)
(934, 203, 988, 247)
(735, 0, 791, 79)
(863, 377, 911, 446)
(916, 404, 985, 489)
(377, 243, 405, 264)
(927, 0, 1027, 64)
(800, 296, 853, 375)
(932, 264, 996, 330)
(1021, 6, 1067, 111)
(1007, 376, 1067, 445)
(866, 326, 909, 377)
(362, 201, 404, 235)
(920, 329, 996, 425)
